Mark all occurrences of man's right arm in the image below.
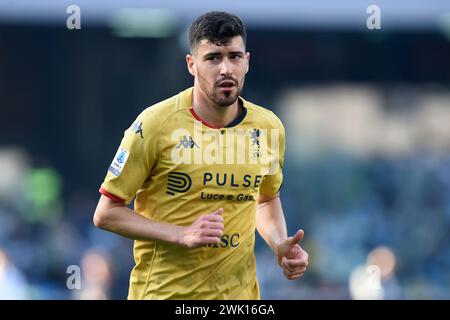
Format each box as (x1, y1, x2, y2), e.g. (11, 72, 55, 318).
(93, 195, 224, 248)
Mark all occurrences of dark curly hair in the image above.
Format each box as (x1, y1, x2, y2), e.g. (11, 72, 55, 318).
(188, 11, 247, 53)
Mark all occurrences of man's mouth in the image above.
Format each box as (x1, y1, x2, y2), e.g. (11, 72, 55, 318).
(218, 80, 236, 88)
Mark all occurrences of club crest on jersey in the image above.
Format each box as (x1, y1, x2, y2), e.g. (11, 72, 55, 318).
(109, 147, 129, 176)
(250, 128, 262, 158)
(250, 128, 261, 146)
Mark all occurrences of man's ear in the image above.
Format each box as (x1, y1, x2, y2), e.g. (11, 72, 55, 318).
(186, 54, 196, 77)
(245, 52, 250, 74)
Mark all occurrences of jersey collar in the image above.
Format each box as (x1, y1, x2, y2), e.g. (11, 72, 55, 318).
(189, 98, 247, 129)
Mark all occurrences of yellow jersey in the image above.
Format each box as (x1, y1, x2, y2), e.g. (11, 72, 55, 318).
(99, 87, 285, 299)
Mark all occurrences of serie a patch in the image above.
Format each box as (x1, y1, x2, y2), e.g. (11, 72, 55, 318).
(109, 147, 129, 176)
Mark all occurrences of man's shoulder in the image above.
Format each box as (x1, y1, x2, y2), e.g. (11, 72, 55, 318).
(137, 88, 192, 126)
(242, 98, 284, 129)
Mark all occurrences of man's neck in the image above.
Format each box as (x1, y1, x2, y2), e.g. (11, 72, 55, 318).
(192, 86, 241, 128)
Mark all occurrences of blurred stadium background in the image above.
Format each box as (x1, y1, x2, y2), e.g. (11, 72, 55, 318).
(1, 0, 450, 299)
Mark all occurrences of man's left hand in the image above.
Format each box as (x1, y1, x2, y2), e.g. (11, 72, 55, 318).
(277, 229, 309, 280)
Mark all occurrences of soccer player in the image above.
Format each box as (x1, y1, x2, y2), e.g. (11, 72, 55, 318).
(93, 11, 309, 299)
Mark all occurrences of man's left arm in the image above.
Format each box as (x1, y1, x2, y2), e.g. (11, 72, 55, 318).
(256, 194, 309, 280)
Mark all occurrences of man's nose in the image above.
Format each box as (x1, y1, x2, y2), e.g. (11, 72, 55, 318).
(219, 59, 232, 76)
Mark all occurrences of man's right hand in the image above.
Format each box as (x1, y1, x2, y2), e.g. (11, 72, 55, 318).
(178, 208, 224, 248)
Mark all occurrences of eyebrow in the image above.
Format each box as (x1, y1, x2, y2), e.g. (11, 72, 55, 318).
(229, 51, 245, 56)
(203, 51, 245, 59)
(203, 52, 221, 59)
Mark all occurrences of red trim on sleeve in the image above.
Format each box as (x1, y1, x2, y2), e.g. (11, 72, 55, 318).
(99, 187, 125, 203)
(189, 108, 221, 129)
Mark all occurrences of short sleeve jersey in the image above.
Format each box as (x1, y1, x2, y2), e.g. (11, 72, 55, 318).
(100, 87, 285, 299)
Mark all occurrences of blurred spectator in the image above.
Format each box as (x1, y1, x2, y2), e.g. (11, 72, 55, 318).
(349, 246, 401, 300)
(0, 248, 30, 299)
(76, 249, 113, 300)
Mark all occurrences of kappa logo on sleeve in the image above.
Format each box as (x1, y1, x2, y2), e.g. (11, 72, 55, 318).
(132, 120, 144, 139)
(108, 147, 130, 176)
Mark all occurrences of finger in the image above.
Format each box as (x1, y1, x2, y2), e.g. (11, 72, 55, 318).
(201, 229, 223, 237)
(283, 263, 307, 275)
(285, 258, 308, 268)
(283, 267, 298, 277)
(284, 264, 307, 274)
(283, 268, 304, 278)
(281, 257, 289, 269)
(283, 269, 301, 279)
(212, 208, 223, 216)
(203, 214, 223, 223)
(292, 270, 305, 277)
(291, 267, 307, 274)
(282, 259, 297, 273)
(289, 229, 304, 246)
(288, 272, 304, 280)
(283, 262, 307, 274)
(203, 222, 224, 230)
